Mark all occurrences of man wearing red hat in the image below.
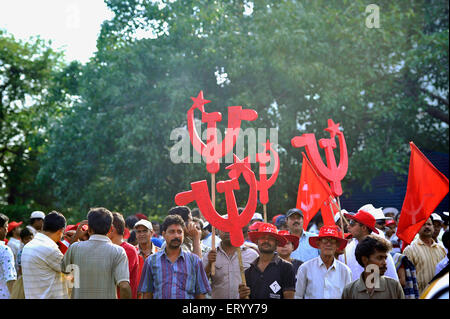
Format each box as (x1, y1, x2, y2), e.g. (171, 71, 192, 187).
(295, 225, 352, 299)
(7, 221, 23, 264)
(277, 230, 303, 276)
(338, 210, 399, 282)
(238, 223, 296, 299)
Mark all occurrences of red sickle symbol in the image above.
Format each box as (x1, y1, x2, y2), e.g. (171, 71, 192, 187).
(187, 91, 258, 174)
(291, 119, 348, 197)
(228, 140, 280, 205)
(174, 155, 258, 247)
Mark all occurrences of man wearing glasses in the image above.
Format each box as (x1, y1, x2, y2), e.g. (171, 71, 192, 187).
(295, 225, 352, 299)
(339, 210, 399, 282)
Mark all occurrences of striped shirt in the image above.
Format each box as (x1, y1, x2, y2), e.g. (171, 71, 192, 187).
(21, 233, 69, 299)
(0, 241, 17, 299)
(138, 248, 211, 299)
(403, 237, 446, 293)
(62, 235, 130, 299)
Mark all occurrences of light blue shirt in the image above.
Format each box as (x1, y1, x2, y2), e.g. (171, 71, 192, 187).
(290, 231, 320, 263)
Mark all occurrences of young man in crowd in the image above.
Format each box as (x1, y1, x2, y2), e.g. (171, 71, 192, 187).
(138, 214, 211, 299)
(295, 225, 352, 299)
(62, 207, 131, 299)
(286, 208, 320, 263)
(26, 211, 45, 235)
(403, 216, 446, 294)
(342, 235, 405, 299)
(277, 230, 303, 275)
(21, 211, 69, 299)
(238, 223, 295, 299)
(6, 221, 22, 264)
(203, 228, 258, 299)
(0, 213, 17, 299)
(108, 212, 140, 299)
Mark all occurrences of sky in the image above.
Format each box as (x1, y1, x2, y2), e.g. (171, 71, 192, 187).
(0, 0, 114, 63)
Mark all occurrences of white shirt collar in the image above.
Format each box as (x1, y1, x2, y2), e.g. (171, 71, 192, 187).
(89, 234, 112, 242)
(318, 256, 337, 270)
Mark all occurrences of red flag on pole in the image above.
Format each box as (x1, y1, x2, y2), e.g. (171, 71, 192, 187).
(396, 142, 449, 246)
(296, 153, 334, 231)
(321, 197, 340, 227)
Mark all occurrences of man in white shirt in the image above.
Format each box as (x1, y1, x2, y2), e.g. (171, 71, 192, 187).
(6, 221, 23, 264)
(26, 211, 45, 235)
(0, 213, 17, 299)
(339, 210, 399, 281)
(295, 225, 352, 299)
(21, 211, 69, 299)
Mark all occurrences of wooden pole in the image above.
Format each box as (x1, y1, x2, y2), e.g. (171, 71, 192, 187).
(211, 173, 216, 276)
(237, 247, 249, 299)
(336, 197, 347, 265)
(263, 204, 267, 223)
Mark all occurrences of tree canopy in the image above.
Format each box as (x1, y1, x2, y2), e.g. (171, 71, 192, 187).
(2, 0, 448, 221)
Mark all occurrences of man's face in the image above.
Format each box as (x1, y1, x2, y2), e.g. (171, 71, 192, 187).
(318, 237, 339, 257)
(153, 224, 161, 236)
(433, 221, 442, 238)
(257, 234, 277, 254)
(384, 224, 396, 237)
(363, 250, 388, 276)
(348, 220, 364, 239)
(419, 218, 434, 238)
(163, 224, 184, 249)
(277, 241, 294, 258)
(0, 222, 7, 240)
(287, 214, 303, 234)
(135, 225, 152, 245)
(218, 230, 231, 245)
(34, 219, 44, 231)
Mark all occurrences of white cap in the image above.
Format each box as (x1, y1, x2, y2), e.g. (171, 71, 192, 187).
(134, 219, 153, 230)
(30, 211, 45, 219)
(334, 209, 349, 223)
(382, 207, 399, 215)
(359, 204, 386, 220)
(251, 212, 263, 221)
(431, 213, 443, 223)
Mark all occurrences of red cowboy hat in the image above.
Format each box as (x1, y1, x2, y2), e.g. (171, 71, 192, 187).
(248, 223, 288, 247)
(7, 221, 23, 233)
(309, 225, 348, 251)
(278, 230, 299, 250)
(344, 210, 379, 234)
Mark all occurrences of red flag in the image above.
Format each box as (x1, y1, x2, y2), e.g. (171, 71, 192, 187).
(296, 153, 333, 231)
(321, 197, 340, 227)
(396, 142, 449, 245)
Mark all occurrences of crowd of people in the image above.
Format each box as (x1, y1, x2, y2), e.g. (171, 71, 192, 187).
(0, 204, 448, 299)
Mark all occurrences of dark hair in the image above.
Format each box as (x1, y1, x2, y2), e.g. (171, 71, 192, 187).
(112, 212, 125, 236)
(43, 211, 66, 232)
(191, 207, 201, 219)
(162, 214, 185, 233)
(193, 217, 204, 229)
(127, 230, 137, 245)
(30, 218, 43, 225)
(20, 227, 33, 240)
(125, 215, 139, 229)
(168, 206, 191, 224)
(87, 207, 113, 235)
(355, 235, 392, 267)
(0, 213, 9, 228)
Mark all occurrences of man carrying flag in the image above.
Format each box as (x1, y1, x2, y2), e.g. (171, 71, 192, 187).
(395, 142, 448, 294)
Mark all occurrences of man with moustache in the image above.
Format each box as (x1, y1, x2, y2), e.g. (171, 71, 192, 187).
(138, 214, 210, 299)
(342, 235, 405, 299)
(403, 216, 446, 294)
(238, 223, 295, 299)
(286, 208, 320, 263)
(203, 228, 258, 299)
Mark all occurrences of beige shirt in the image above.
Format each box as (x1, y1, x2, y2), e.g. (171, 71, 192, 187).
(21, 233, 69, 299)
(403, 237, 446, 293)
(202, 244, 258, 299)
(62, 235, 129, 299)
(342, 273, 405, 299)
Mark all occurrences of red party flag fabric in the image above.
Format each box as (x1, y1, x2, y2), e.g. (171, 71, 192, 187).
(321, 197, 341, 227)
(397, 142, 449, 245)
(296, 153, 334, 231)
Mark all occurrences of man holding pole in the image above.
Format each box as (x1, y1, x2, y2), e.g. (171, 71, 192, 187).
(203, 228, 258, 299)
(238, 223, 295, 299)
